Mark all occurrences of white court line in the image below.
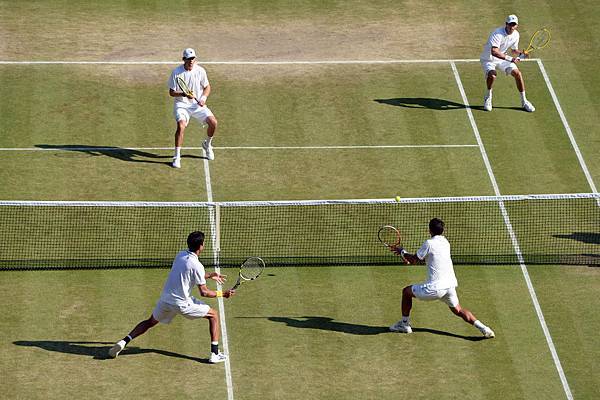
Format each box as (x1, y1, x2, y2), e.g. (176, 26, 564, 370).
(537, 59, 599, 206)
(202, 152, 235, 400)
(0, 58, 538, 65)
(451, 61, 573, 400)
(0, 144, 478, 151)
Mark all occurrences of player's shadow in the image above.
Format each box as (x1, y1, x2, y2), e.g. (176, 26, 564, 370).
(13, 340, 209, 363)
(374, 98, 467, 110)
(553, 232, 600, 245)
(374, 98, 522, 112)
(264, 316, 484, 340)
(267, 316, 388, 335)
(412, 328, 486, 341)
(35, 144, 204, 165)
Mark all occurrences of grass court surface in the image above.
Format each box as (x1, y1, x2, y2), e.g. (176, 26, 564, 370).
(1, 1, 599, 399)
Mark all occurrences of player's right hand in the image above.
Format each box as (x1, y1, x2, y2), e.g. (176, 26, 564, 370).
(224, 289, 236, 298)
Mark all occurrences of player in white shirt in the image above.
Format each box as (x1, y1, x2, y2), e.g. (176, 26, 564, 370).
(388, 218, 495, 338)
(108, 231, 236, 364)
(480, 15, 535, 113)
(168, 48, 218, 168)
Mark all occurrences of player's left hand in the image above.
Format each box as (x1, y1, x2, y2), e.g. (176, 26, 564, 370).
(209, 272, 227, 284)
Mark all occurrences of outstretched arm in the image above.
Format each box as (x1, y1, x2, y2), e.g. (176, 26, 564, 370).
(389, 247, 421, 264)
(198, 283, 235, 298)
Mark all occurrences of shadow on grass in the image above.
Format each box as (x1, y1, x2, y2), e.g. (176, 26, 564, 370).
(241, 316, 485, 340)
(374, 97, 467, 110)
(35, 144, 205, 165)
(13, 340, 209, 363)
(412, 328, 486, 341)
(553, 232, 600, 245)
(374, 98, 523, 112)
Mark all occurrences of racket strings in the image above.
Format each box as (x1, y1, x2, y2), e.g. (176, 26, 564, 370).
(177, 77, 193, 96)
(531, 29, 550, 49)
(378, 226, 400, 247)
(240, 258, 264, 280)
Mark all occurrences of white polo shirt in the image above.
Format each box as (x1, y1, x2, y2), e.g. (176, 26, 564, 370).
(480, 26, 520, 62)
(167, 64, 210, 107)
(416, 235, 458, 290)
(159, 250, 206, 306)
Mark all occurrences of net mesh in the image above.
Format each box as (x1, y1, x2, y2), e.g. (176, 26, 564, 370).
(0, 194, 598, 270)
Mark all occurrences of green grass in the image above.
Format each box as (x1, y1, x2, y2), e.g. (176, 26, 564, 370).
(1, 0, 599, 399)
(3, 266, 597, 399)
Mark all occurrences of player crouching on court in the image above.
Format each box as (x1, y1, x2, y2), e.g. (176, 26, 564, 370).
(108, 231, 235, 363)
(168, 48, 218, 168)
(481, 14, 535, 113)
(388, 218, 495, 338)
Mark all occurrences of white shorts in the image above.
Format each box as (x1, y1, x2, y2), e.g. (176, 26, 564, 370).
(481, 59, 518, 78)
(152, 297, 210, 324)
(174, 104, 214, 125)
(411, 284, 459, 307)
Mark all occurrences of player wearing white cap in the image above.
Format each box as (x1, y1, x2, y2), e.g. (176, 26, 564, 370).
(480, 15, 535, 113)
(168, 48, 218, 168)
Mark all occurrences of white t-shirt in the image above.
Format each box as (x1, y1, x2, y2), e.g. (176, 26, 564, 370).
(159, 250, 206, 306)
(416, 235, 458, 290)
(480, 26, 520, 62)
(167, 64, 210, 107)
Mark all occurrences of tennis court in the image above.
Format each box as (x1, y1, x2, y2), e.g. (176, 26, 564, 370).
(1, 1, 599, 399)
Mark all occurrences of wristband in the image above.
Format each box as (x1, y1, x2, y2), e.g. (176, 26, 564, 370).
(504, 55, 513, 62)
(200, 95, 207, 103)
(216, 290, 223, 297)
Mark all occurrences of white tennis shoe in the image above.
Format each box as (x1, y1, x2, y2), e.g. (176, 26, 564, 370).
(108, 340, 126, 358)
(483, 96, 492, 111)
(202, 139, 214, 161)
(172, 157, 181, 168)
(389, 320, 412, 334)
(522, 100, 535, 112)
(481, 326, 495, 338)
(209, 351, 228, 364)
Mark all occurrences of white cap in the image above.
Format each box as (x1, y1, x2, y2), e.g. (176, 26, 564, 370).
(506, 14, 518, 24)
(182, 48, 196, 59)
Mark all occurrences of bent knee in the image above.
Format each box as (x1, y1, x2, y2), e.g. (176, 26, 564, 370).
(402, 285, 414, 297)
(207, 116, 218, 128)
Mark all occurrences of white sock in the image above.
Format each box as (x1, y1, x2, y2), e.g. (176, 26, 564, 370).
(520, 91, 527, 102)
(486, 89, 492, 98)
(474, 320, 486, 330)
(206, 136, 213, 145)
(402, 316, 410, 324)
(174, 147, 181, 159)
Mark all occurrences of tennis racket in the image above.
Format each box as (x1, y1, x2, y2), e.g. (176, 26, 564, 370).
(519, 28, 551, 59)
(231, 257, 265, 290)
(378, 225, 402, 248)
(176, 76, 198, 102)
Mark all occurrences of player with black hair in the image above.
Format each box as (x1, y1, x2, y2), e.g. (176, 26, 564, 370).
(389, 219, 495, 338)
(109, 231, 235, 363)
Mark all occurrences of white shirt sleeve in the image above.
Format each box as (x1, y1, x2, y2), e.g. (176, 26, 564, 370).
(193, 262, 206, 286)
(489, 31, 504, 48)
(167, 69, 178, 91)
(416, 240, 430, 260)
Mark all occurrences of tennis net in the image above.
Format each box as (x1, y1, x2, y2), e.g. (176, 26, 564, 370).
(0, 193, 598, 269)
